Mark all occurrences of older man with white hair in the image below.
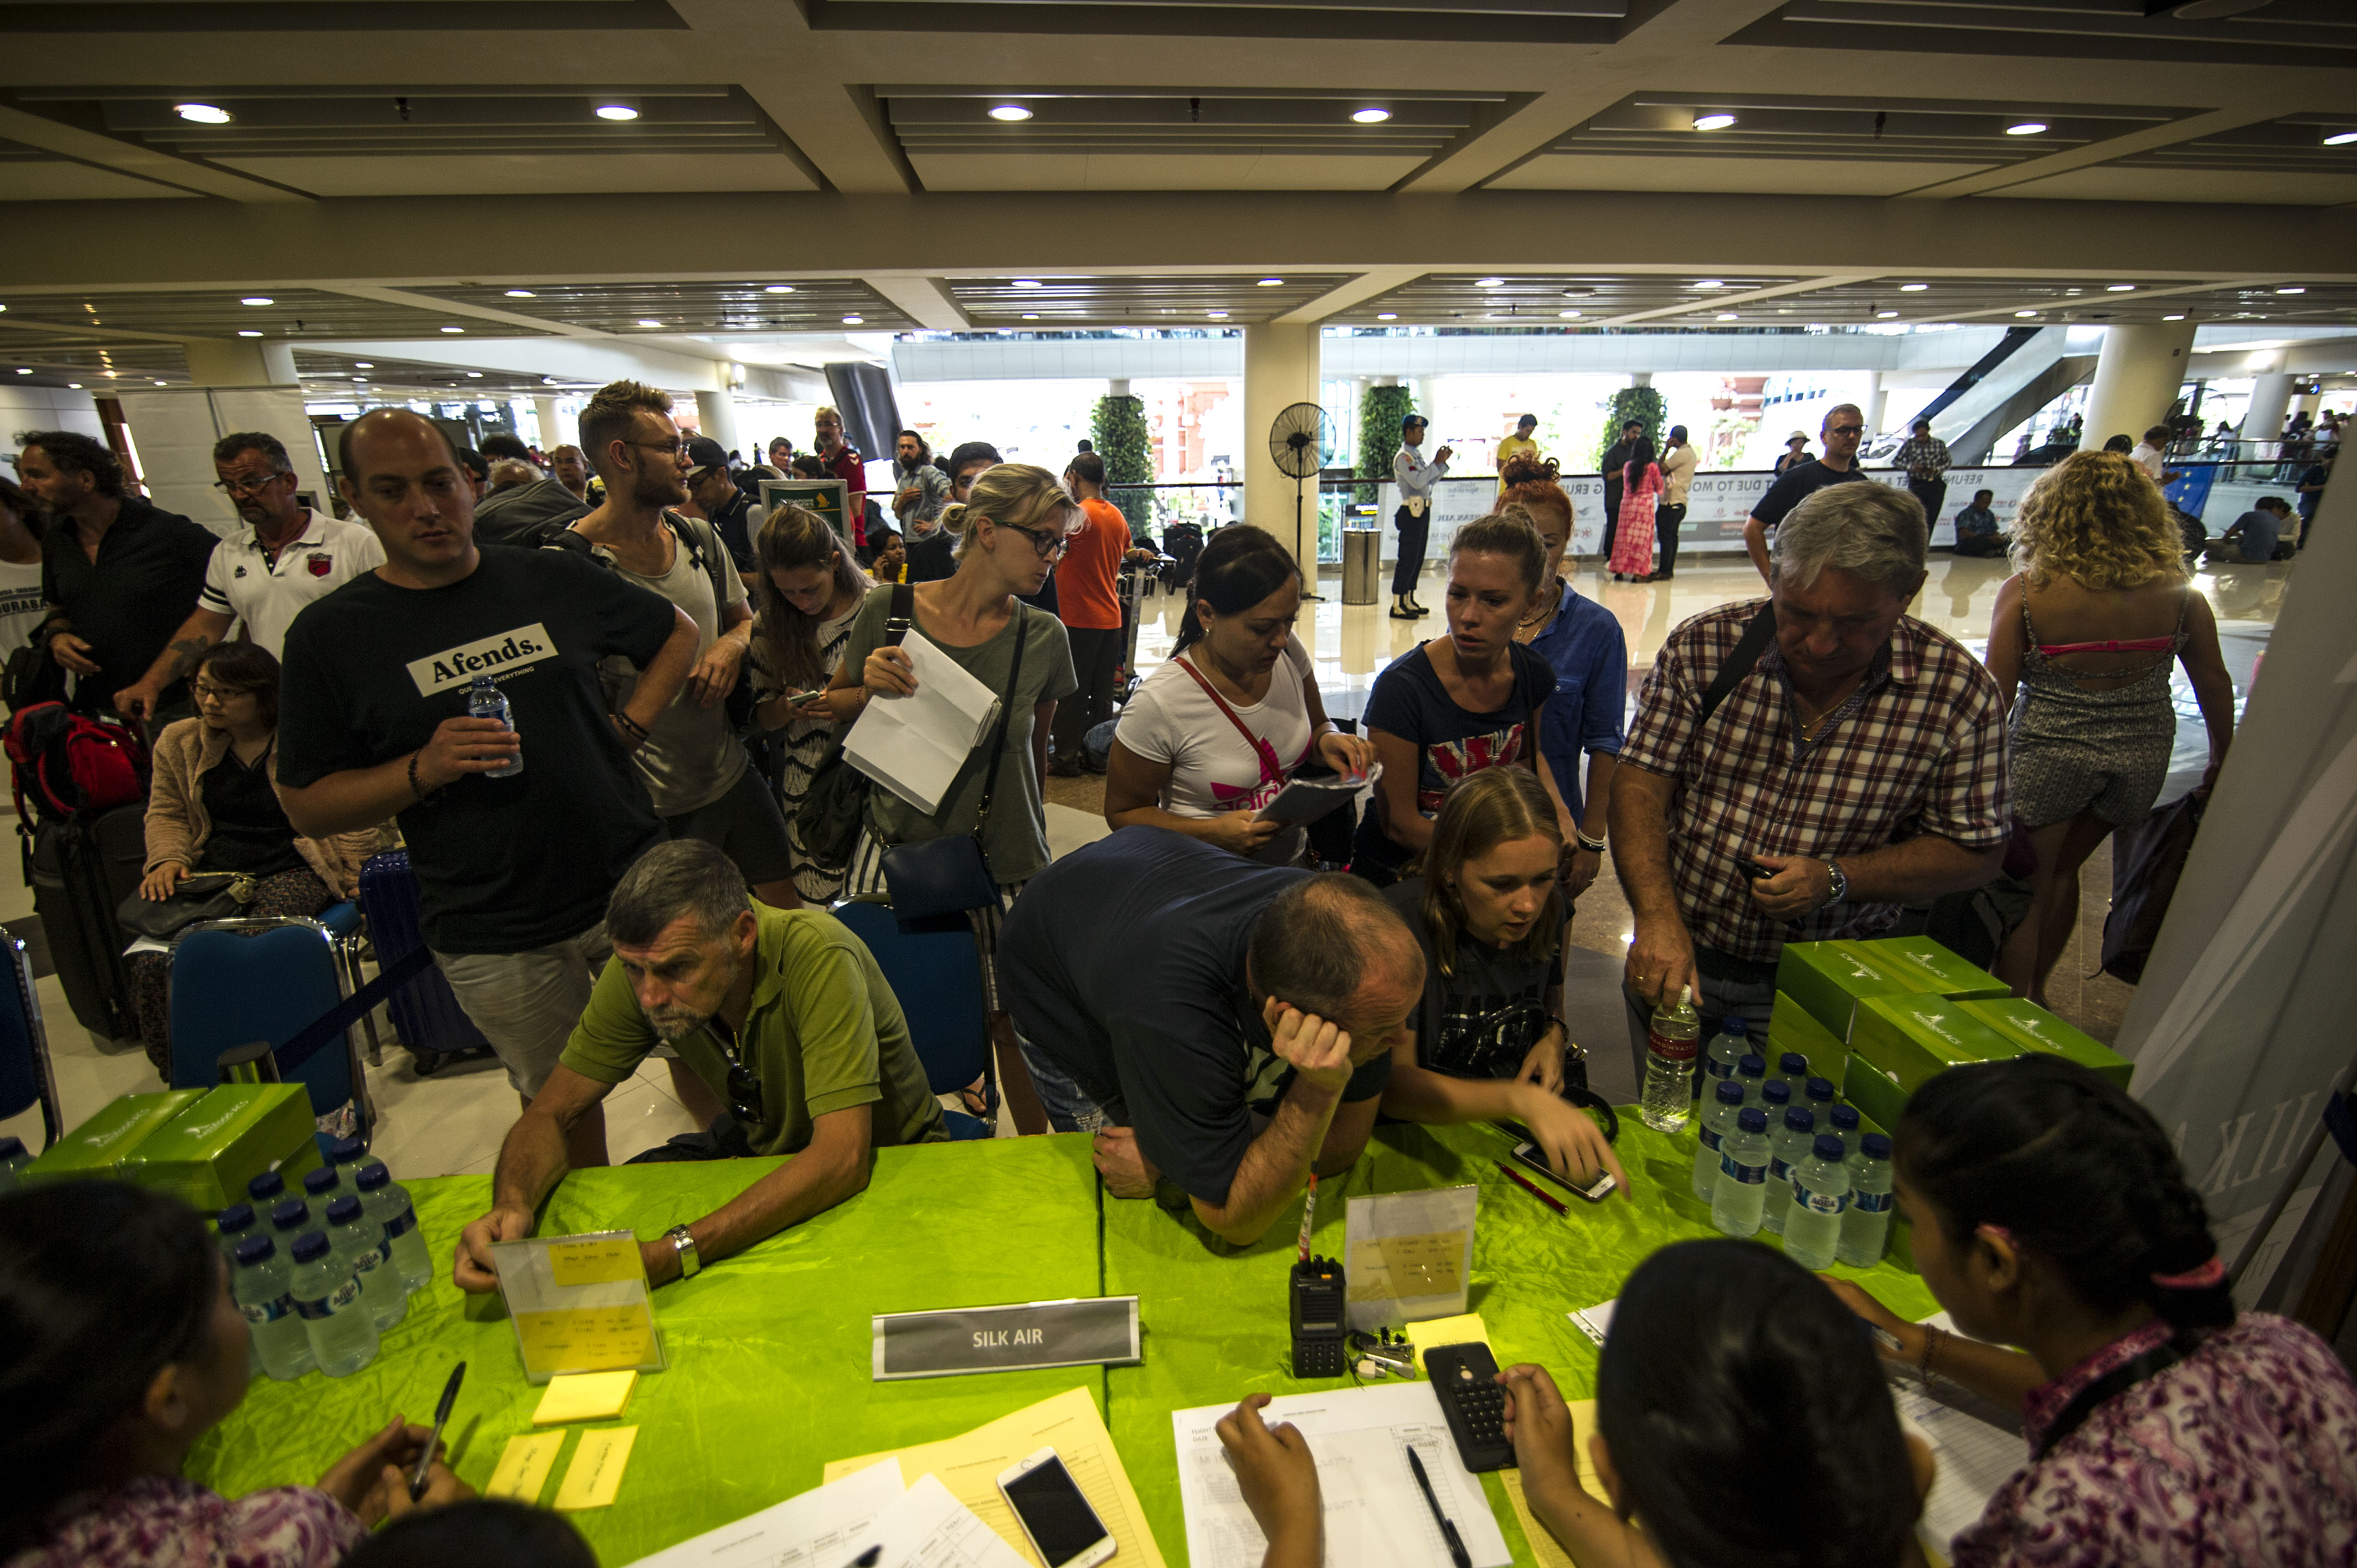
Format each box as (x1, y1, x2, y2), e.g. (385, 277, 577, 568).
(1609, 482, 2009, 1077)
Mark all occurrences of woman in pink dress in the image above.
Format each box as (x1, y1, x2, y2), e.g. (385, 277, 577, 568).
(1608, 437, 1662, 580)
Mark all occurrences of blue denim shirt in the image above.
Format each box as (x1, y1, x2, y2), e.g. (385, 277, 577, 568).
(1525, 579, 1628, 821)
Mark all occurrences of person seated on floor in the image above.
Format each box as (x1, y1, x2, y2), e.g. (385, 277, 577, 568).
(126, 642, 377, 1082)
(997, 826, 1422, 1246)
(1377, 768, 1627, 1195)
(1216, 1237, 1929, 1568)
(338, 1499, 594, 1568)
(1830, 1055, 2357, 1567)
(2203, 496, 2296, 565)
(1951, 489, 2008, 558)
(451, 839, 945, 1293)
(0, 1182, 469, 1568)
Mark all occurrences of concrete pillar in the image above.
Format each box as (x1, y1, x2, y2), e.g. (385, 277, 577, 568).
(2080, 322, 2197, 452)
(1108, 379, 1130, 398)
(693, 388, 741, 456)
(534, 396, 569, 451)
(182, 337, 299, 388)
(1630, 372, 1653, 388)
(1862, 370, 1888, 437)
(1243, 323, 1320, 634)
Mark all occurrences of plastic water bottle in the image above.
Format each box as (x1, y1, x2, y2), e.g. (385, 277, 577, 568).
(1703, 1016, 1750, 1085)
(1639, 985, 1701, 1133)
(1711, 1108, 1772, 1237)
(1691, 1080, 1748, 1202)
(247, 1169, 286, 1206)
(232, 1235, 313, 1381)
(289, 1231, 378, 1377)
(356, 1161, 432, 1294)
(1783, 1134, 1854, 1271)
(302, 1164, 341, 1206)
(327, 1136, 368, 1174)
(1763, 1106, 1817, 1236)
(1838, 1134, 1896, 1267)
(326, 1194, 406, 1332)
(0, 1135, 29, 1193)
(1804, 1076, 1839, 1129)
(215, 1203, 257, 1263)
(469, 674, 523, 777)
(269, 1195, 312, 1241)
(1759, 1078, 1792, 1121)
(1734, 1053, 1767, 1105)
(1829, 1104, 1860, 1142)
(1774, 1051, 1812, 1102)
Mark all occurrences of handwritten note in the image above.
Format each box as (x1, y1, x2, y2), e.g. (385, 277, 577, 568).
(516, 1306, 659, 1376)
(555, 1426, 638, 1510)
(487, 1431, 566, 1502)
(549, 1235, 644, 1287)
(1347, 1230, 1466, 1303)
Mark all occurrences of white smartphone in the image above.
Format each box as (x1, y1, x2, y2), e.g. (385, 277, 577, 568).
(1513, 1139, 1617, 1203)
(997, 1448, 1116, 1568)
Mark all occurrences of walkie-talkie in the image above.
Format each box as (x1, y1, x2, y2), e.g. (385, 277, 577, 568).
(1290, 1256, 1347, 1377)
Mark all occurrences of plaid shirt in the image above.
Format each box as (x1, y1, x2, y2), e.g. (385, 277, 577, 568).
(1894, 434, 1952, 482)
(1619, 599, 2009, 963)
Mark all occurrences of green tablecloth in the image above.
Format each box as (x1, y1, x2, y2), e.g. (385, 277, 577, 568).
(187, 1119, 1939, 1566)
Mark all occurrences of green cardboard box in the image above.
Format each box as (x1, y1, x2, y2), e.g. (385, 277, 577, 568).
(1850, 994, 2027, 1095)
(117, 1084, 321, 1211)
(1767, 992, 1847, 1087)
(1775, 938, 2009, 1044)
(1842, 1052, 1912, 1139)
(1960, 998, 2133, 1091)
(20, 1091, 206, 1185)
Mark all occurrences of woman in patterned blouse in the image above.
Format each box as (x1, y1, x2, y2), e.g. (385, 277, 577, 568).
(1834, 1055, 2357, 1567)
(1, 1182, 470, 1568)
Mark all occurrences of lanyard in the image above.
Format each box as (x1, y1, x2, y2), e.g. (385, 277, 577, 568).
(2032, 1330, 2201, 1461)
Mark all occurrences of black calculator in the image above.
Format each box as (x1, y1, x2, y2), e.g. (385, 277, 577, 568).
(1424, 1343, 1515, 1472)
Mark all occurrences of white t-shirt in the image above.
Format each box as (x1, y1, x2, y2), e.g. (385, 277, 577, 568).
(2129, 443, 2167, 483)
(1115, 636, 1317, 865)
(197, 509, 387, 656)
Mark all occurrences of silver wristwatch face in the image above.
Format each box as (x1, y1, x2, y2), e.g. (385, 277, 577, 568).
(670, 1226, 698, 1275)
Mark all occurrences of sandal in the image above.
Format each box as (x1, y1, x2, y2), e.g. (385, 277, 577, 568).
(959, 1074, 999, 1127)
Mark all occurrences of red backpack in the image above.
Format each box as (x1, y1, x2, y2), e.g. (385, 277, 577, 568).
(4, 703, 148, 825)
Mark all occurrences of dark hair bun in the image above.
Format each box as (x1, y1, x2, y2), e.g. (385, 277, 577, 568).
(1499, 452, 1561, 487)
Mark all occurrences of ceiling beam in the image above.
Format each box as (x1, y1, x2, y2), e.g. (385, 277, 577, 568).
(866, 276, 968, 330)
(0, 101, 312, 203)
(1273, 268, 1424, 325)
(1592, 272, 1882, 326)
(314, 283, 605, 338)
(1894, 105, 2294, 200)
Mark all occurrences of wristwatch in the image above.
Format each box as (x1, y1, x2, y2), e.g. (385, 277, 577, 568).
(666, 1225, 700, 1280)
(1821, 858, 1848, 909)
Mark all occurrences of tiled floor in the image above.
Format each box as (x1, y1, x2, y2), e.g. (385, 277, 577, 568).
(3, 548, 2288, 1175)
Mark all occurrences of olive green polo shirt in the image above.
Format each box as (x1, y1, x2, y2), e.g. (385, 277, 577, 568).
(561, 906, 946, 1154)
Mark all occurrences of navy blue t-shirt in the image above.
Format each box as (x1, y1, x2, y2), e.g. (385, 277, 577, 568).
(1748, 460, 1869, 532)
(1353, 642, 1555, 876)
(997, 827, 1393, 1205)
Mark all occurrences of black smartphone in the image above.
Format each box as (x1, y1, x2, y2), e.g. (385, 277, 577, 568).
(1736, 854, 1777, 881)
(1511, 1141, 1617, 1203)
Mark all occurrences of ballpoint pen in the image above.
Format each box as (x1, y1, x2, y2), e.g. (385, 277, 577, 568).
(409, 1361, 466, 1502)
(1405, 1446, 1471, 1568)
(1494, 1161, 1567, 1216)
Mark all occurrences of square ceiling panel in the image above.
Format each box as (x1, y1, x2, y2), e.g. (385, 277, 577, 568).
(405, 280, 911, 333)
(947, 274, 1350, 325)
(1728, 0, 2357, 69)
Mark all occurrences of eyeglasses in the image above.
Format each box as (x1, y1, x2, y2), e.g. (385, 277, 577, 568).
(213, 472, 287, 496)
(996, 520, 1071, 560)
(192, 680, 254, 703)
(624, 439, 688, 460)
(1828, 424, 1865, 438)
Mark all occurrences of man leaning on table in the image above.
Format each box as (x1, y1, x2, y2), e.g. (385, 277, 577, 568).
(453, 840, 945, 1291)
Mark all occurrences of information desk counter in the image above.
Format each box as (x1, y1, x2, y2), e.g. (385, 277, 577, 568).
(188, 1120, 1940, 1565)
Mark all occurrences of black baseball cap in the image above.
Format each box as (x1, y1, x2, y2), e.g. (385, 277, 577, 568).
(683, 436, 729, 478)
(1401, 414, 1428, 431)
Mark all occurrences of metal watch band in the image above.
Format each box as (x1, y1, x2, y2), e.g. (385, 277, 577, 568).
(1576, 831, 1607, 853)
(1822, 858, 1847, 908)
(668, 1225, 699, 1278)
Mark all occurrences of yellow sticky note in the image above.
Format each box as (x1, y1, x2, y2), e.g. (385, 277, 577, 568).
(1404, 1313, 1493, 1366)
(514, 1306, 657, 1376)
(533, 1370, 638, 1426)
(554, 1426, 637, 1510)
(547, 1235, 643, 1287)
(1347, 1230, 1465, 1302)
(486, 1431, 565, 1503)
(1497, 1399, 1601, 1568)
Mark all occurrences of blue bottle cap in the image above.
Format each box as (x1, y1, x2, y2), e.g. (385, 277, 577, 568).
(1784, 1106, 1816, 1132)
(1736, 1053, 1766, 1079)
(326, 1195, 363, 1225)
(292, 1231, 331, 1263)
(1762, 1080, 1792, 1105)
(1813, 1133, 1847, 1160)
(355, 1162, 389, 1192)
(247, 1169, 285, 1201)
(0, 1135, 23, 1160)
(1779, 1051, 1808, 1074)
(1805, 1076, 1835, 1101)
(1721, 1015, 1748, 1035)
(328, 1137, 366, 1165)
(1830, 1105, 1860, 1131)
(217, 1202, 255, 1232)
(1737, 1108, 1768, 1133)
(1861, 1133, 1893, 1160)
(234, 1234, 275, 1266)
(270, 1198, 309, 1231)
(1715, 1079, 1746, 1105)
(302, 1167, 339, 1195)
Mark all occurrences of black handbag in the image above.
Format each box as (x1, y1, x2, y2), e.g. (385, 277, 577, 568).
(881, 605, 1030, 922)
(4, 622, 68, 714)
(794, 585, 913, 870)
(116, 871, 257, 941)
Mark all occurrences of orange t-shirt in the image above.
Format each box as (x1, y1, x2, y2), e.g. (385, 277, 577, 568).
(1058, 497, 1132, 631)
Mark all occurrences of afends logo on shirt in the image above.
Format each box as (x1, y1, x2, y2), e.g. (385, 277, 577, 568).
(405, 623, 559, 697)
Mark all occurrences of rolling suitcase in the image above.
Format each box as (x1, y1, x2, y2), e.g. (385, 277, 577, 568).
(354, 849, 497, 1076)
(28, 804, 145, 1043)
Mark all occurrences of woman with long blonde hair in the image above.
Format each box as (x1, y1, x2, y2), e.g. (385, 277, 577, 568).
(750, 503, 871, 904)
(1984, 450, 2236, 1002)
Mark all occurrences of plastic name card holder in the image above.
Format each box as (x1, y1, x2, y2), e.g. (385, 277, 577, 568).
(1342, 1185, 1477, 1333)
(489, 1230, 666, 1385)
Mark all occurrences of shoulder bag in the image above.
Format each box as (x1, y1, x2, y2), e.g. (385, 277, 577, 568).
(116, 871, 257, 941)
(1174, 654, 1288, 798)
(794, 585, 912, 870)
(880, 605, 1030, 921)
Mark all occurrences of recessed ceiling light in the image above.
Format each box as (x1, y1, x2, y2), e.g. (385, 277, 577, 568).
(66, 383, 78, 389)
(2324, 131, 2357, 146)
(1876, 310, 1899, 318)
(1899, 283, 1928, 292)
(175, 103, 232, 124)
(1352, 107, 1391, 124)
(1693, 280, 1723, 290)
(353, 376, 366, 383)
(12, 369, 27, 375)
(1207, 310, 1228, 319)
(764, 284, 796, 293)
(842, 314, 864, 324)
(240, 296, 273, 306)
(505, 289, 536, 298)
(237, 329, 263, 337)
(1475, 277, 1505, 288)
(466, 371, 483, 378)
(2107, 283, 2136, 292)
(1021, 312, 1039, 319)
(2163, 313, 2186, 321)
(1376, 312, 1397, 321)
(1692, 112, 1737, 131)
(1718, 312, 1739, 321)
(594, 104, 639, 121)
(155, 379, 168, 385)
(354, 362, 372, 368)
(2015, 310, 2039, 317)
(636, 318, 662, 327)
(2005, 121, 2048, 136)
(2278, 286, 2306, 294)
(1559, 309, 1582, 318)
(988, 104, 1033, 122)
(441, 326, 465, 333)
(1012, 278, 1041, 289)
(1258, 278, 1284, 286)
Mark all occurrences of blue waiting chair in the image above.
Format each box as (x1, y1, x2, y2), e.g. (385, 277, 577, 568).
(314, 900, 384, 1067)
(831, 898, 994, 1141)
(0, 933, 61, 1149)
(168, 916, 375, 1154)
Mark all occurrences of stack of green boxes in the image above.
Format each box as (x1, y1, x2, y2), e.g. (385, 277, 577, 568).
(22, 1084, 321, 1209)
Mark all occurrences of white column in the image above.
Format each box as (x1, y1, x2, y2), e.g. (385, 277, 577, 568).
(534, 396, 569, 451)
(1108, 378, 1130, 398)
(2240, 373, 2292, 447)
(2080, 321, 2198, 451)
(1862, 370, 1888, 437)
(124, 338, 320, 532)
(1243, 323, 1320, 642)
(693, 388, 741, 456)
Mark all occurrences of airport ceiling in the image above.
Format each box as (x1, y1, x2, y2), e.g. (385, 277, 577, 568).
(0, 0, 2353, 378)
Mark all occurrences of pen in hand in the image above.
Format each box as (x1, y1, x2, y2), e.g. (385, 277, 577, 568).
(410, 1361, 466, 1502)
(1406, 1445, 1471, 1568)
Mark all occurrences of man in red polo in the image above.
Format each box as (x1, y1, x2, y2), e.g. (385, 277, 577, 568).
(814, 406, 866, 548)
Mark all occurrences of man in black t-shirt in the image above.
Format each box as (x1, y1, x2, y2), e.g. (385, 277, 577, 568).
(907, 440, 999, 583)
(999, 828, 1423, 1246)
(275, 409, 698, 1168)
(1743, 403, 1867, 582)
(1598, 419, 1644, 560)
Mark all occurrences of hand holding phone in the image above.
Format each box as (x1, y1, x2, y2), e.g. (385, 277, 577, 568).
(1735, 854, 1776, 881)
(997, 1449, 1115, 1568)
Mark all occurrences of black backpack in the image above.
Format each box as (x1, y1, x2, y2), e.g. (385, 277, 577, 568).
(537, 511, 758, 736)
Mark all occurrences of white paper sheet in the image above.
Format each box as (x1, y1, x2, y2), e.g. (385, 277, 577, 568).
(1893, 1382, 2027, 1559)
(624, 1457, 906, 1568)
(864, 1474, 1035, 1568)
(1172, 1383, 1511, 1568)
(843, 630, 1005, 813)
(1566, 1299, 1614, 1348)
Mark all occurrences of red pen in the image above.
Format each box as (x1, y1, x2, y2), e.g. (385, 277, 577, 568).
(1495, 1161, 1567, 1216)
